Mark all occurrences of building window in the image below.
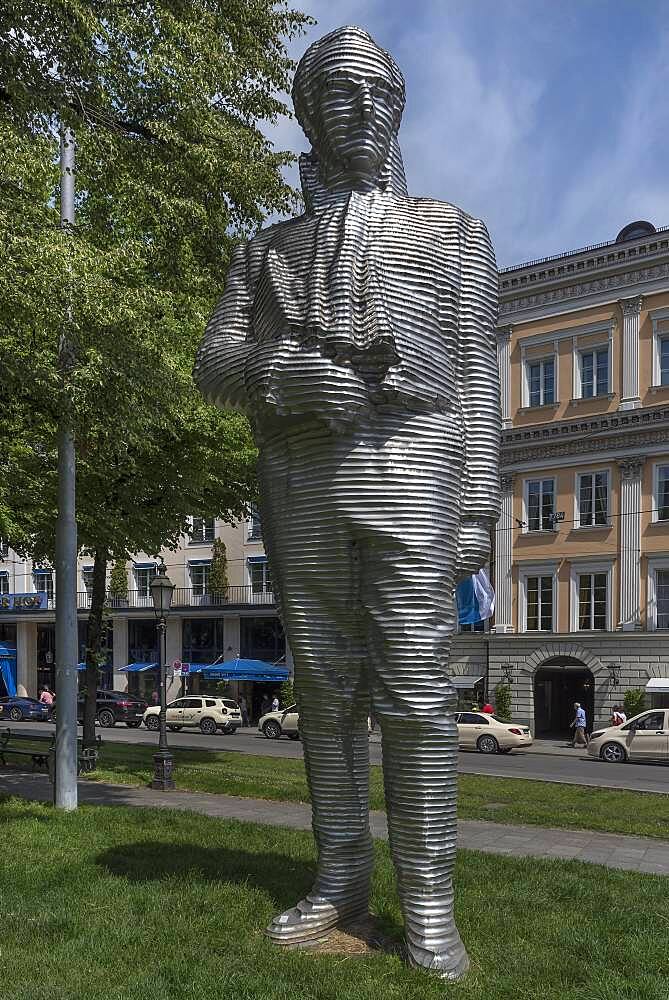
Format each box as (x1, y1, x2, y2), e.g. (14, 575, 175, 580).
(654, 465, 669, 521)
(249, 558, 272, 594)
(0, 572, 8, 595)
(128, 619, 159, 663)
(248, 506, 262, 540)
(655, 569, 669, 629)
(134, 565, 157, 599)
(660, 338, 669, 386)
(459, 621, 486, 633)
(240, 616, 285, 662)
(0, 541, 8, 559)
(525, 575, 553, 631)
(33, 568, 54, 601)
(577, 471, 609, 526)
(190, 517, 215, 543)
(182, 618, 224, 664)
(526, 478, 555, 531)
(82, 567, 94, 595)
(578, 572, 608, 630)
(526, 357, 555, 407)
(189, 562, 211, 597)
(578, 346, 609, 398)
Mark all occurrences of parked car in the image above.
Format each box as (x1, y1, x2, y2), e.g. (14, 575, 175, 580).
(0, 696, 50, 723)
(588, 708, 669, 763)
(76, 690, 147, 728)
(143, 696, 242, 735)
(259, 704, 300, 740)
(455, 712, 533, 753)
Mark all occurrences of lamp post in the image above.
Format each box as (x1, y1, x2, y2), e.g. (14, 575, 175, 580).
(502, 663, 514, 685)
(150, 561, 175, 790)
(606, 662, 621, 687)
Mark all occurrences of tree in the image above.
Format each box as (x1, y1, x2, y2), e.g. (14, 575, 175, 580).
(0, 2, 311, 744)
(623, 688, 646, 719)
(494, 682, 512, 722)
(280, 679, 294, 708)
(108, 561, 128, 602)
(209, 538, 229, 598)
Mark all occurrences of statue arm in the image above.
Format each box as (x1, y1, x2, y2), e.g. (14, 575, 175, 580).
(458, 216, 501, 524)
(194, 242, 253, 412)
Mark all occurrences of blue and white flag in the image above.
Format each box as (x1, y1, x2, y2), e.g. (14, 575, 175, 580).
(456, 569, 495, 625)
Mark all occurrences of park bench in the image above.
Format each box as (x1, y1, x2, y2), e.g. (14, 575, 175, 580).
(0, 728, 101, 775)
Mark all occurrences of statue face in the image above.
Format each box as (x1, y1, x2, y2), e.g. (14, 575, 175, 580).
(314, 57, 397, 183)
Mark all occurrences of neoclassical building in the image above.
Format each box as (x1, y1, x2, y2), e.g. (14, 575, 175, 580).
(448, 220, 669, 731)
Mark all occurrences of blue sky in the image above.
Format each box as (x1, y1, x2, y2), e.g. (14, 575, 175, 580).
(266, 0, 669, 267)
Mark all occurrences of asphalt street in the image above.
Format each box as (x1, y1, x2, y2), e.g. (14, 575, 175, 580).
(3, 719, 669, 793)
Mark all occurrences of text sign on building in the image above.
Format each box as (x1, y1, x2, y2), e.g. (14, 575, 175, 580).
(0, 593, 48, 611)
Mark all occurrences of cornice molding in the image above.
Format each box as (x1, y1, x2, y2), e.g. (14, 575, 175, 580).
(501, 406, 669, 467)
(499, 261, 669, 318)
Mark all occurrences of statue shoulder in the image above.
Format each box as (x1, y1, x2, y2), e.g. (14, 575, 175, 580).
(396, 196, 487, 235)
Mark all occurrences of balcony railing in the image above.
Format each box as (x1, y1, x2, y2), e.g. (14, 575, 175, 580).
(1, 587, 276, 613)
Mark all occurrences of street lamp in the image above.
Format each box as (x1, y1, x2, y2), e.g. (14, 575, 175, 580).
(502, 663, 514, 685)
(606, 662, 621, 687)
(150, 561, 175, 790)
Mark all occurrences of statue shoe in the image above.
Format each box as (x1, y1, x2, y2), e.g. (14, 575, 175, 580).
(266, 893, 369, 946)
(403, 908, 470, 981)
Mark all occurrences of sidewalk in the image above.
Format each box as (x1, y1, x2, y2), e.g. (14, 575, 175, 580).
(2, 771, 668, 875)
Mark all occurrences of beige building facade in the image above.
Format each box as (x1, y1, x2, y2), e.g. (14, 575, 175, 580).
(0, 511, 287, 718)
(449, 220, 669, 732)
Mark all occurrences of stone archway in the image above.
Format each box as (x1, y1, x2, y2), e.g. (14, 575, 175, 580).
(520, 643, 605, 737)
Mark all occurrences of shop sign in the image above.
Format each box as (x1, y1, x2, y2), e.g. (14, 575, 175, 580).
(0, 593, 48, 611)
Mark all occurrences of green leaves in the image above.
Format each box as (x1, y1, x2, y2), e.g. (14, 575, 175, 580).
(0, 1, 311, 558)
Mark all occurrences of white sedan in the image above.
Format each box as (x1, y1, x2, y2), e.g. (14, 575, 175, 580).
(455, 711, 533, 753)
(588, 708, 669, 763)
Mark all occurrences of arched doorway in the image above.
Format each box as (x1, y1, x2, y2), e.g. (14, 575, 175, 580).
(534, 657, 595, 737)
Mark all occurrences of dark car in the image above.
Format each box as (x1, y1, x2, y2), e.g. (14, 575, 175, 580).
(76, 690, 148, 728)
(0, 697, 50, 723)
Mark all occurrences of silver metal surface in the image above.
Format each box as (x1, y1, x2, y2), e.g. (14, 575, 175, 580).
(195, 25, 500, 980)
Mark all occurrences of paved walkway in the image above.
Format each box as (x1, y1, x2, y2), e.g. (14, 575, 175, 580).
(2, 771, 668, 875)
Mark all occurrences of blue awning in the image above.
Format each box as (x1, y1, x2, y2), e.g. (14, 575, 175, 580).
(188, 658, 288, 682)
(118, 662, 158, 672)
(0, 643, 17, 697)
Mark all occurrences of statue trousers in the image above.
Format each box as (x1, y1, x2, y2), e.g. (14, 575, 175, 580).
(257, 407, 464, 955)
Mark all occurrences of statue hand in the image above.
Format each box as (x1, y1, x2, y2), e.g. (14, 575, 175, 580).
(455, 521, 491, 582)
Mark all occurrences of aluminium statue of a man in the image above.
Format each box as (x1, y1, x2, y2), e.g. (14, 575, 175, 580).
(195, 26, 500, 981)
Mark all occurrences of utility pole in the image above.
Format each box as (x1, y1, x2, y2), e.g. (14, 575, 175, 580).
(54, 126, 78, 810)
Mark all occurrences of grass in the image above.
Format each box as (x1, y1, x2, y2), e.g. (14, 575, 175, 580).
(4, 739, 669, 841)
(0, 795, 667, 1000)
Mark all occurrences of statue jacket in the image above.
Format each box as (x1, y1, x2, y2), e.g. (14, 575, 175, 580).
(195, 182, 501, 523)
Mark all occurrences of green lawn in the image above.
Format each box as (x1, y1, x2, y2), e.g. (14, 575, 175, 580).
(0, 796, 666, 1000)
(79, 742, 669, 842)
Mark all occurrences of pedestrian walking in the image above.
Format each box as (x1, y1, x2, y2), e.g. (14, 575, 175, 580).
(151, 689, 159, 706)
(570, 702, 589, 747)
(271, 694, 280, 712)
(260, 695, 270, 717)
(39, 686, 54, 707)
(482, 701, 494, 715)
(240, 695, 250, 728)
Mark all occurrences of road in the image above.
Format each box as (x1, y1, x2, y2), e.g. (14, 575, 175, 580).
(3, 720, 669, 794)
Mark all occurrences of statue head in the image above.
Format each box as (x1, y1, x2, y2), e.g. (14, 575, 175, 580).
(293, 26, 406, 191)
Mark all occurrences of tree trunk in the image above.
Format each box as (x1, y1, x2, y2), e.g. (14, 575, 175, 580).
(83, 547, 108, 748)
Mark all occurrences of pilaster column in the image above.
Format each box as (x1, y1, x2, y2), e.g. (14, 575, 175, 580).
(16, 620, 37, 697)
(112, 616, 129, 691)
(619, 296, 643, 410)
(165, 617, 183, 700)
(618, 458, 643, 630)
(493, 473, 514, 633)
(496, 326, 512, 429)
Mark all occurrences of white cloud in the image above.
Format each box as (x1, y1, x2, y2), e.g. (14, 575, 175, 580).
(262, 2, 669, 266)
